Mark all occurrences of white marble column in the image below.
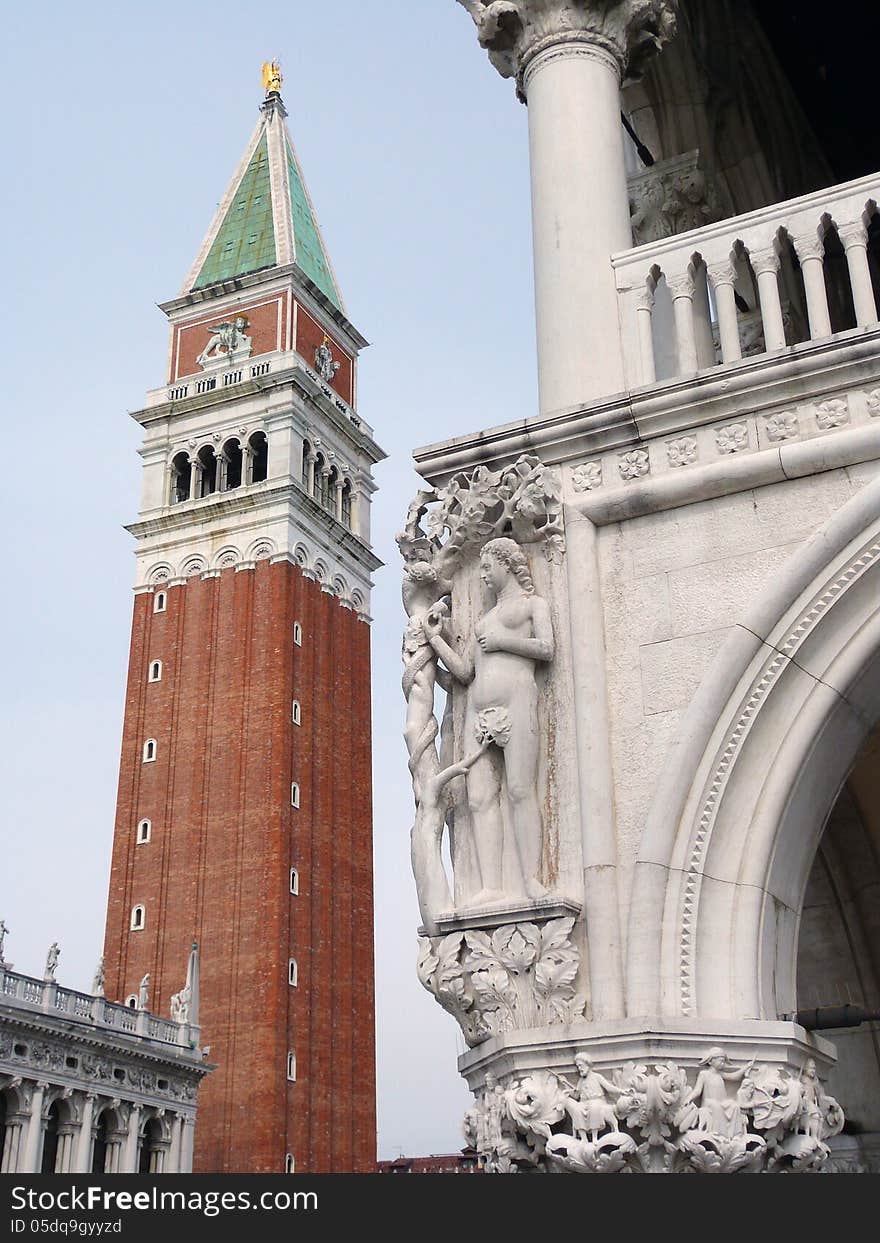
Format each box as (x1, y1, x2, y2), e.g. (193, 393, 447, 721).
(524, 42, 632, 410)
(668, 271, 698, 374)
(839, 221, 878, 327)
(707, 260, 742, 363)
(692, 263, 716, 368)
(1, 1107, 26, 1173)
(216, 451, 228, 493)
(56, 1126, 75, 1173)
(242, 443, 254, 487)
(457, 0, 677, 414)
(793, 233, 832, 339)
(634, 288, 656, 384)
(73, 1093, 96, 1173)
(319, 466, 331, 510)
(335, 479, 344, 523)
(20, 1081, 47, 1174)
(180, 1116, 195, 1173)
(123, 1104, 142, 1173)
(168, 1113, 183, 1173)
(751, 248, 787, 352)
(350, 483, 365, 541)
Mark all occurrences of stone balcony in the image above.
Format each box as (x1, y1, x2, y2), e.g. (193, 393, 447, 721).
(415, 175, 880, 521)
(613, 171, 880, 391)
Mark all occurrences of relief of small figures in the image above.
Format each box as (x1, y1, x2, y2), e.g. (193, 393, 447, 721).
(561, 1052, 624, 1143)
(675, 1046, 755, 1138)
(423, 537, 554, 906)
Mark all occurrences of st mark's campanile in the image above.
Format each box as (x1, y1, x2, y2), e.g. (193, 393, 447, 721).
(102, 65, 382, 1173)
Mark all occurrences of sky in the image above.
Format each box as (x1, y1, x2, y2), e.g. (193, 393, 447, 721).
(0, 2, 539, 1160)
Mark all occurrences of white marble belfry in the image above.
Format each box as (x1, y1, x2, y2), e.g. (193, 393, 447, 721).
(402, 0, 880, 1174)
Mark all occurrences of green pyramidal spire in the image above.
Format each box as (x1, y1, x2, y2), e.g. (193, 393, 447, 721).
(184, 89, 343, 311)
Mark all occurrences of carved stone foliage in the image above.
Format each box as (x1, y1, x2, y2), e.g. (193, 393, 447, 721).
(399, 453, 564, 576)
(629, 151, 722, 246)
(418, 917, 586, 1047)
(865, 389, 880, 419)
(466, 1049, 844, 1173)
(456, 1, 678, 88)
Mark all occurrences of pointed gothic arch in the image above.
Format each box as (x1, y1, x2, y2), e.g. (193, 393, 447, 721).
(627, 474, 880, 1024)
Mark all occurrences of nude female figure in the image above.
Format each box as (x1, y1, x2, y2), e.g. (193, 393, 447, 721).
(424, 537, 554, 904)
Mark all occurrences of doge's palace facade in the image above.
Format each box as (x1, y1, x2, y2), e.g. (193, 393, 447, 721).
(401, 1, 880, 1173)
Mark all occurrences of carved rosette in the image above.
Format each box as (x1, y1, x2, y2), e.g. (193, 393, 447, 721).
(815, 398, 850, 430)
(466, 1051, 845, 1173)
(456, 0, 678, 93)
(418, 917, 587, 1047)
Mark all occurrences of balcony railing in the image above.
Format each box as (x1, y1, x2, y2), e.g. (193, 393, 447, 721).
(614, 172, 880, 389)
(0, 966, 192, 1050)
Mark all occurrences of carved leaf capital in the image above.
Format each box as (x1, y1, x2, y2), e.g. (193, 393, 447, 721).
(456, 0, 678, 93)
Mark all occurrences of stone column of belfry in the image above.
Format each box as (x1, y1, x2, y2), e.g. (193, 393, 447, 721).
(457, 0, 677, 413)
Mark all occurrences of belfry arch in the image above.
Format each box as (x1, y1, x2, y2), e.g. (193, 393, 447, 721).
(627, 474, 880, 1028)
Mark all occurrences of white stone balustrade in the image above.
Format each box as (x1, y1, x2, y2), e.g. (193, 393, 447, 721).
(0, 967, 192, 1049)
(0, 965, 208, 1173)
(614, 171, 880, 388)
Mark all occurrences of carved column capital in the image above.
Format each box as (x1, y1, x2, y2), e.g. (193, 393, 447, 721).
(667, 270, 695, 300)
(750, 247, 780, 278)
(456, 0, 677, 97)
(838, 220, 868, 250)
(634, 287, 655, 313)
(792, 233, 825, 263)
(706, 260, 737, 288)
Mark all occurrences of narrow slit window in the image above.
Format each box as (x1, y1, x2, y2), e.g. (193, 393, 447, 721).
(130, 905, 145, 931)
(288, 958, 298, 986)
(136, 819, 151, 844)
(292, 700, 301, 726)
(143, 739, 157, 763)
(290, 868, 299, 895)
(285, 1154, 295, 1174)
(148, 660, 162, 683)
(293, 622, 302, 647)
(291, 783, 300, 809)
(287, 1052, 296, 1081)
(154, 592, 167, 614)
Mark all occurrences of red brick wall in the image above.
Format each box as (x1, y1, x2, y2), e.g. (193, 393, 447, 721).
(172, 294, 289, 381)
(103, 561, 376, 1173)
(295, 306, 354, 406)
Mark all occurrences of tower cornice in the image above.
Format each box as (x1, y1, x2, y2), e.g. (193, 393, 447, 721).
(158, 264, 369, 352)
(125, 479, 383, 574)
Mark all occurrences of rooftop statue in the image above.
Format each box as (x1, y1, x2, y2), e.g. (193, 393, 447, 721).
(261, 60, 283, 96)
